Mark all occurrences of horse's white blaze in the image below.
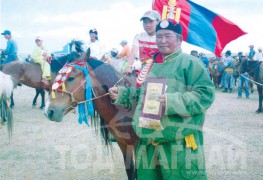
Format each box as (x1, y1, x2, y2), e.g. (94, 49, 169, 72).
(0, 71, 14, 98)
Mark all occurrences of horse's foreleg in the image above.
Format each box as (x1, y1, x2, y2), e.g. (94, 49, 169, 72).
(119, 143, 137, 180)
(40, 89, 45, 109)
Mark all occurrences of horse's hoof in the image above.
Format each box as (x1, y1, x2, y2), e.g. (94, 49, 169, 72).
(39, 106, 45, 110)
(32, 104, 36, 108)
(10, 105, 14, 109)
(256, 109, 262, 113)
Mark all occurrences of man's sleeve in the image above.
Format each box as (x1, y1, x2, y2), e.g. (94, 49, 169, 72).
(4, 41, 11, 54)
(112, 86, 140, 111)
(164, 61, 215, 117)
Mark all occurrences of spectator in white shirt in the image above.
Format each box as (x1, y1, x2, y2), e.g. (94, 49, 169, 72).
(254, 47, 263, 61)
(87, 29, 105, 60)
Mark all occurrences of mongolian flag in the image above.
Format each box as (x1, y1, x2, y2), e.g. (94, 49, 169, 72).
(152, 0, 247, 57)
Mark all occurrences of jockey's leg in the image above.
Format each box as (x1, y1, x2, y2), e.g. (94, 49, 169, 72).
(39, 89, 45, 109)
(32, 89, 40, 107)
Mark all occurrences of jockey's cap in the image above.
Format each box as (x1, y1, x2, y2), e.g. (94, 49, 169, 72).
(1, 30, 11, 35)
(110, 48, 118, 54)
(140, 10, 160, 21)
(35, 36, 43, 41)
(89, 29, 98, 35)
(120, 40, 128, 45)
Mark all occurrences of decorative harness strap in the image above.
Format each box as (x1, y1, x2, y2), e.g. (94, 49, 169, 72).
(136, 59, 154, 88)
(51, 60, 94, 125)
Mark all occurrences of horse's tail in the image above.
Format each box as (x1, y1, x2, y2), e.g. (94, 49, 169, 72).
(0, 93, 13, 139)
(0, 71, 14, 139)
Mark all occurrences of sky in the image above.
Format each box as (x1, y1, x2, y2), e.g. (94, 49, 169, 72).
(1, 0, 263, 57)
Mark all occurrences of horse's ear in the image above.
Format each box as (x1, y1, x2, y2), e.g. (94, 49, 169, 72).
(85, 48, 91, 61)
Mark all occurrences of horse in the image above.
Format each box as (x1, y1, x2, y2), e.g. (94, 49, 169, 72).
(239, 60, 263, 113)
(0, 71, 14, 139)
(0, 40, 84, 108)
(45, 52, 139, 179)
(209, 63, 223, 89)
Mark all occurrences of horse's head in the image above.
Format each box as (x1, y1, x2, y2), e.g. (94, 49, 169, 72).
(239, 60, 260, 75)
(45, 56, 131, 122)
(45, 60, 88, 122)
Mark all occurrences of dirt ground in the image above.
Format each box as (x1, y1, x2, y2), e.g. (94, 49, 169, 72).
(0, 85, 263, 180)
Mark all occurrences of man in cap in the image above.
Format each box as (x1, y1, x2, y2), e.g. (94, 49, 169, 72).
(33, 37, 51, 85)
(87, 28, 105, 60)
(117, 40, 131, 60)
(1, 30, 18, 64)
(109, 19, 214, 179)
(124, 10, 161, 74)
(254, 47, 263, 61)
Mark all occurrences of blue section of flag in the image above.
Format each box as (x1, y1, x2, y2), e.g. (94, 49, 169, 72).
(186, 1, 217, 52)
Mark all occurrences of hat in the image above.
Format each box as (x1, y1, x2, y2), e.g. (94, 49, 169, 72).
(249, 45, 254, 48)
(89, 28, 98, 35)
(140, 10, 161, 21)
(238, 51, 243, 56)
(35, 36, 43, 41)
(120, 40, 128, 45)
(110, 48, 118, 53)
(1, 30, 11, 35)
(225, 50, 231, 55)
(156, 19, 183, 35)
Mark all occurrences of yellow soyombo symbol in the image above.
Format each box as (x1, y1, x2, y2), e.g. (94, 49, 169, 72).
(162, 0, 181, 23)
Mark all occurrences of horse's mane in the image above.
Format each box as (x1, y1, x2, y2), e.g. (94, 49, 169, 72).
(51, 52, 81, 73)
(69, 40, 85, 53)
(86, 58, 122, 91)
(241, 60, 262, 82)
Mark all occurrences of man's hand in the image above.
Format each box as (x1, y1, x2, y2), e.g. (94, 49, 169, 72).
(124, 65, 132, 75)
(158, 94, 166, 106)
(109, 86, 119, 101)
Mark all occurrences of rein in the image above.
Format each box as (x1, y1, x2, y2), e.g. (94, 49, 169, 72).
(63, 64, 127, 111)
(240, 74, 263, 87)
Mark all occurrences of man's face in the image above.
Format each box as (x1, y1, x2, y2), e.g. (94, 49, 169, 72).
(142, 18, 158, 36)
(4, 34, 10, 39)
(156, 29, 182, 56)
(35, 39, 43, 46)
(89, 33, 96, 41)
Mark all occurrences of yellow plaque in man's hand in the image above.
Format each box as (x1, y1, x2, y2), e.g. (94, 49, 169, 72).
(139, 78, 166, 130)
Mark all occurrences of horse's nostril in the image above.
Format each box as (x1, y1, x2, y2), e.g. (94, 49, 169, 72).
(48, 109, 54, 119)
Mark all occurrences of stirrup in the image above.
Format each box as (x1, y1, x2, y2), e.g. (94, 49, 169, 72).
(41, 78, 50, 86)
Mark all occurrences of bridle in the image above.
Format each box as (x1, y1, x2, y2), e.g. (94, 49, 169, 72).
(52, 61, 127, 111)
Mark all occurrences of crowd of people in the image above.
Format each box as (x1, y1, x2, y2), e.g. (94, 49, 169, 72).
(191, 45, 263, 99)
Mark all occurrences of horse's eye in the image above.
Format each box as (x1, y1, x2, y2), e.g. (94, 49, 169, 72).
(67, 77, 75, 82)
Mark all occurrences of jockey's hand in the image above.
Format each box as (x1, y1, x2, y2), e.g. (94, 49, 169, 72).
(109, 86, 119, 101)
(124, 65, 132, 75)
(157, 94, 166, 107)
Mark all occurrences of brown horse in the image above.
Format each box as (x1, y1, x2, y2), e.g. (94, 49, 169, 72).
(0, 40, 84, 108)
(45, 53, 139, 179)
